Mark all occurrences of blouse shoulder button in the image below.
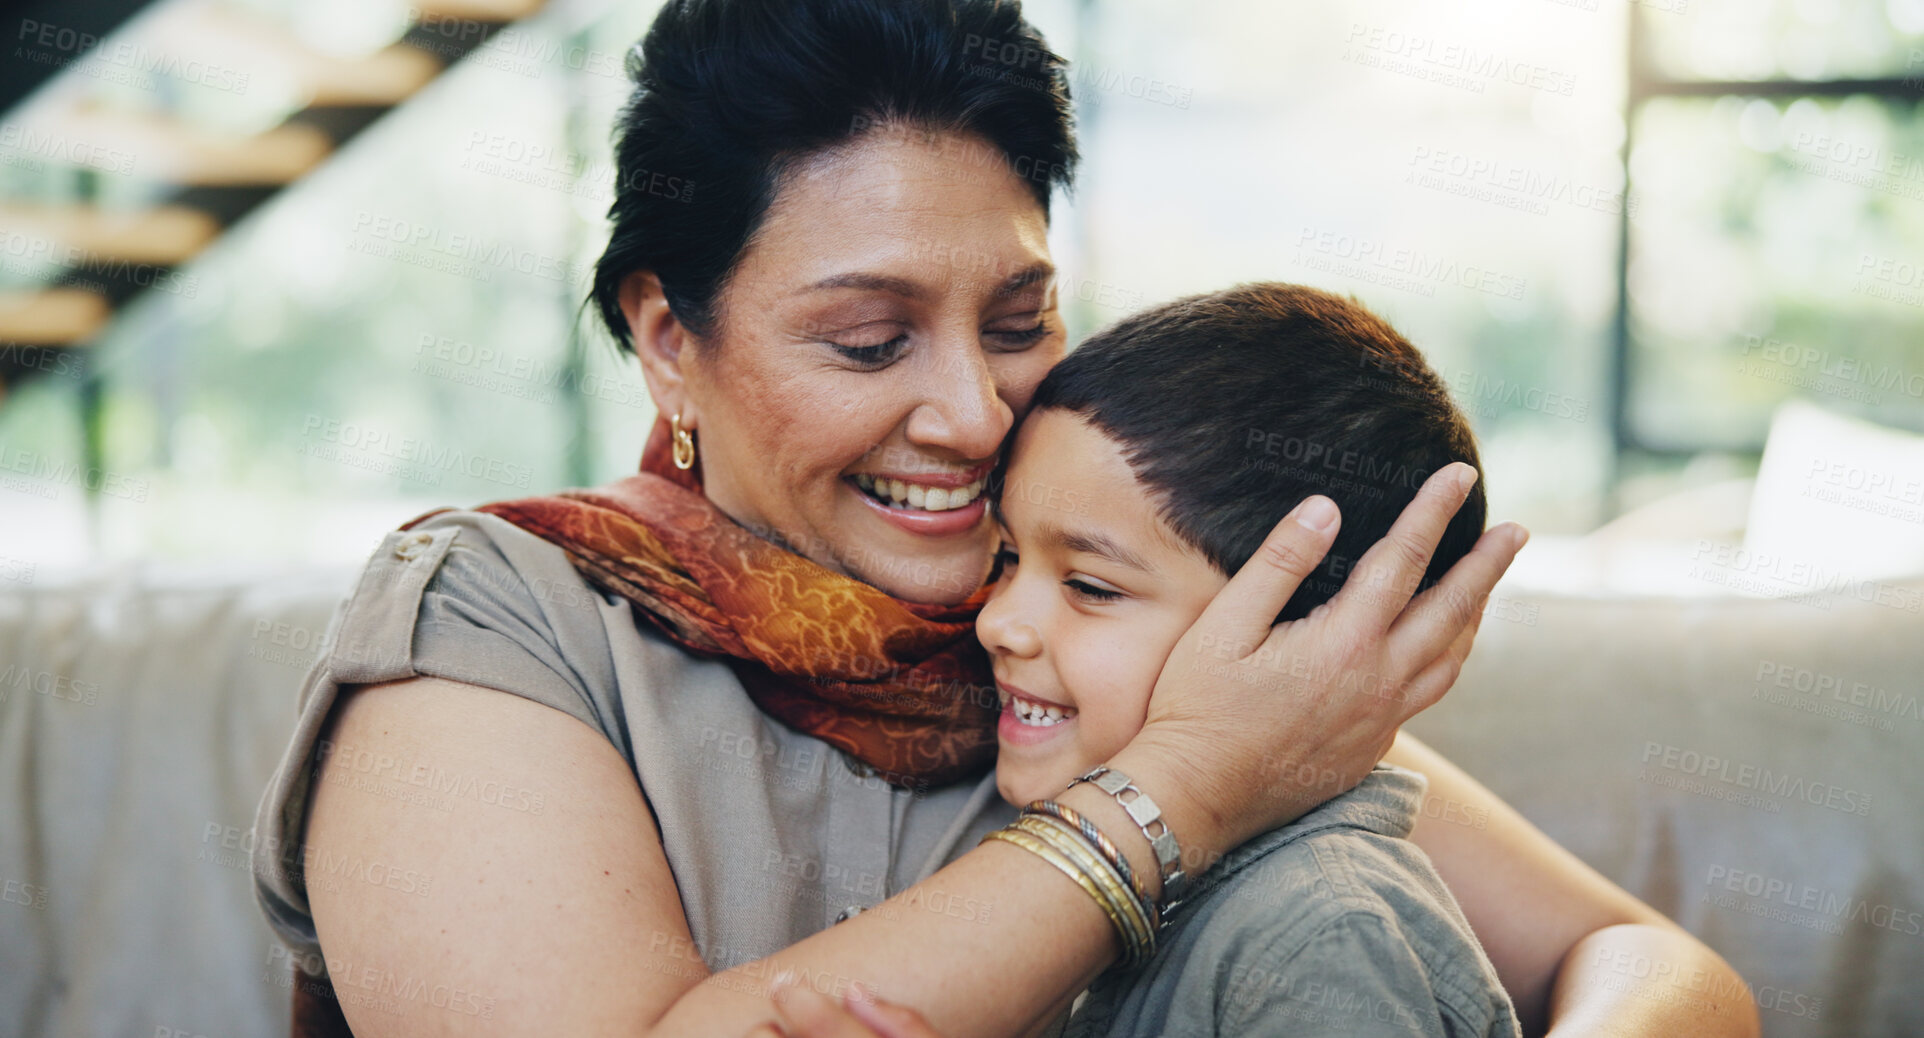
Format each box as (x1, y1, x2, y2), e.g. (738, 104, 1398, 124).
(394, 530, 436, 561)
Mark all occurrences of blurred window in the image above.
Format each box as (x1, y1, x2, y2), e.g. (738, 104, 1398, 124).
(1621, 0, 1924, 457)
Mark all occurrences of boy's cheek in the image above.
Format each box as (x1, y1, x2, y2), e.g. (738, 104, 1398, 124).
(1073, 709, 1141, 773)
(996, 721, 1116, 804)
(996, 757, 1078, 807)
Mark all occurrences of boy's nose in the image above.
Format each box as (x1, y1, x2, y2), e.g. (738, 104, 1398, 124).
(977, 588, 1042, 660)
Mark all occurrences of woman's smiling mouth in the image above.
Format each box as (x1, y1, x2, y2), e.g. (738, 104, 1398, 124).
(845, 463, 996, 539)
(851, 472, 988, 512)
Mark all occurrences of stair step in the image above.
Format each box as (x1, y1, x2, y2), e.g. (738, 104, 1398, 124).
(304, 43, 445, 107)
(0, 289, 111, 346)
(413, 0, 548, 21)
(145, 3, 445, 108)
(0, 204, 219, 266)
(30, 105, 334, 185)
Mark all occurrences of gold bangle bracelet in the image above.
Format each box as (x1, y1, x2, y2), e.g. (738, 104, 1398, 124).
(1012, 820, 1153, 969)
(1028, 800, 1159, 916)
(1019, 812, 1160, 939)
(1015, 815, 1156, 962)
(982, 827, 1143, 966)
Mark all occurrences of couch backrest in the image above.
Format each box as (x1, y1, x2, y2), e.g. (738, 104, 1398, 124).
(2, 565, 1918, 1038)
(1410, 577, 1924, 1038)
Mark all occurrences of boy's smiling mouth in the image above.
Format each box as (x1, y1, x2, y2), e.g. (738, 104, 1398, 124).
(998, 680, 1078, 729)
(1011, 695, 1075, 726)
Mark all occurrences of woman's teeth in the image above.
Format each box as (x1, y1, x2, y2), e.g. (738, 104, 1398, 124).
(854, 473, 986, 512)
(1011, 696, 1076, 727)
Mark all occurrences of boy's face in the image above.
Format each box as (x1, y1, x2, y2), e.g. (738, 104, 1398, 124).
(978, 409, 1229, 807)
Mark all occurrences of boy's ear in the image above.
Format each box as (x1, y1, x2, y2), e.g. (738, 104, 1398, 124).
(620, 270, 700, 427)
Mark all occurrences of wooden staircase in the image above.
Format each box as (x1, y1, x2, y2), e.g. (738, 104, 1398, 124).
(0, 0, 549, 404)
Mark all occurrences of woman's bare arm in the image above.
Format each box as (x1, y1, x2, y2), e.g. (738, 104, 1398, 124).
(303, 467, 1521, 1038)
(1387, 732, 1760, 1038)
(304, 677, 707, 1036)
(301, 678, 1166, 1038)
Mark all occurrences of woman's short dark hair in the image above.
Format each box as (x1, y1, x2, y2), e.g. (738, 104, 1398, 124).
(591, 0, 1078, 350)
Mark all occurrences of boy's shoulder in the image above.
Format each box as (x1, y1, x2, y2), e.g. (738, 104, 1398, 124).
(1063, 765, 1520, 1038)
(1194, 763, 1458, 950)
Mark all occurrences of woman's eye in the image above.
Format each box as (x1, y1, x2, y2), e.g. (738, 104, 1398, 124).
(1064, 577, 1122, 603)
(828, 335, 909, 366)
(986, 318, 1052, 351)
(993, 546, 1020, 572)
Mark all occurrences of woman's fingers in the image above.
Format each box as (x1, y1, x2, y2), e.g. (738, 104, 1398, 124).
(770, 976, 868, 1038)
(1328, 463, 1479, 635)
(1396, 592, 1486, 718)
(1130, 465, 1505, 847)
(1186, 495, 1341, 656)
(769, 977, 946, 1038)
(1386, 521, 1528, 683)
(844, 982, 946, 1038)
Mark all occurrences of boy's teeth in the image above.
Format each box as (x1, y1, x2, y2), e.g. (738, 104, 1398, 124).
(852, 473, 986, 512)
(1010, 695, 1077, 727)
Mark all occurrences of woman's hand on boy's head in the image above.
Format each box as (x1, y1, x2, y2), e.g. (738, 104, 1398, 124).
(1127, 462, 1527, 853)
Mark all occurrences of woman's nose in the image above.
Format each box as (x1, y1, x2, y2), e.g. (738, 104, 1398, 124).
(904, 339, 1013, 462)
(977, 580, 1042, 659)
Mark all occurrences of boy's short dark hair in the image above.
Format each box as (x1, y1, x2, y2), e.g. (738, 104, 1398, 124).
(1029, 282, 1485, 621)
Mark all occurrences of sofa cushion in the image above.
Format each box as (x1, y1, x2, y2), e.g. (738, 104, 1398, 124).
(1409, 573, 1924, 1038)
(0, 564, 356, 1038)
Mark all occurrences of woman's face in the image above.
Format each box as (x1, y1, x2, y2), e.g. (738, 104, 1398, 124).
(670, 128, 1064, 603)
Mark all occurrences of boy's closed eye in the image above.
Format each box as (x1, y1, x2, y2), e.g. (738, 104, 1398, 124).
(1062, 573, 1124, 603)
(993, 526, 1131, 606)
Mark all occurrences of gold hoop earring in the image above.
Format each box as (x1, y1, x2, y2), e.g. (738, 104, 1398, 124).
(670, 411, 696, 470)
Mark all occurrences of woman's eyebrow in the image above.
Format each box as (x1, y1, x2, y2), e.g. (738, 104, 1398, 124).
(800, 263, 1053, 301)
(996, 263, 1056, 297)
(801, 272, 925, 299)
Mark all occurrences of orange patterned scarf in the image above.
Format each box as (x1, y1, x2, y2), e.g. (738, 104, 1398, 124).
(416, 416, 999, 789)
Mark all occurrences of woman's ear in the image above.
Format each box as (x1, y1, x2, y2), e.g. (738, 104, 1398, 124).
(620, 270, 698, 426)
